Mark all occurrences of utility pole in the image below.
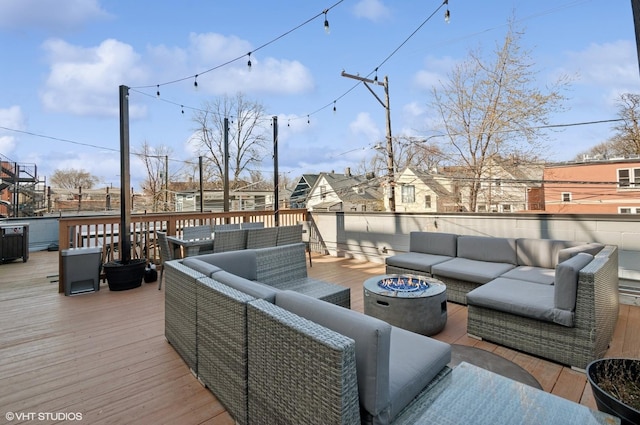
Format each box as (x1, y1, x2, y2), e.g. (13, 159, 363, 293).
(341, 71, 395, 211)
(273, 116, 279, 226)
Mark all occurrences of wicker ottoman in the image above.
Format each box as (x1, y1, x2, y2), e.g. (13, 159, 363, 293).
(363, 274, 447, 336)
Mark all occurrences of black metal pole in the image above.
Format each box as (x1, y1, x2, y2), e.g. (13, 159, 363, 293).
(273, 116, 279, 226)
(199, 156, 204, 212)
(224, 118, 230, 212)
(119, 85, 132, 263)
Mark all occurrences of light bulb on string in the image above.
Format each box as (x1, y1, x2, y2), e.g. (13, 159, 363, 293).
(181, 105, 184, 115)
(374, 68, 378, 83)
(156, 85, 160, 98)
(333, 101, 337, 114)
(194, 75, 198, 90)
(307, 115, 310, 124)
(323, 10, 330, 34)
(247, 52, 252, 71)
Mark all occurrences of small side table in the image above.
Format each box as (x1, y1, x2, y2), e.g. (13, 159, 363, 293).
(363, 274, 447, 336)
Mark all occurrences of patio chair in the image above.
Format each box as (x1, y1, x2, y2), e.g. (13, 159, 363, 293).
(213, 223, 241, 232)
(212, 229, 247, 253)
(182, 224, 212, 241)
(299, 221, 313, 267)
(240, 221, 265, 229)
(246, 227, 278, 249)
(156, 231, 174, 290)
(276, 224, 303, 246)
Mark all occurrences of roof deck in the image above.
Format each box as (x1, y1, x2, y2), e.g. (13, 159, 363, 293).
(1, 250, 639, 423)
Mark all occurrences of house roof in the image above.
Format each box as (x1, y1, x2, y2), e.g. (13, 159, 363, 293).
(401, 168, 453, 197)
(317, 172, 382, 202)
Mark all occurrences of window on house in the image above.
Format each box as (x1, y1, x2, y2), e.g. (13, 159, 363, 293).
(617, 168, 640, 188)
(562, 192, 571, 202)
(477, 204, 487, 212)
(425, 195, 432, 209)
(502, 204, 511, 212)
(619, 207, 640, 214)
(320, 185, 326, 199)
(401, 185, 415, 203)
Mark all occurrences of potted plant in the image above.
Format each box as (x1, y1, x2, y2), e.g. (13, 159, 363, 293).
(587, 358, 640, 425)
(103, 257, 146, 291)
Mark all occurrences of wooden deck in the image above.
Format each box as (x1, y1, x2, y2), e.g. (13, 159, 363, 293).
(1, 250, 639, 424)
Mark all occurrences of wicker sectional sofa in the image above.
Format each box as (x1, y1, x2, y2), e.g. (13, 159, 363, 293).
(164, 242, 452, 424)
(385, 232, 619, 369)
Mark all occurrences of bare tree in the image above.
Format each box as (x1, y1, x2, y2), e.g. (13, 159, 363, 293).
(430, 20, 569, 211)
(576, 93, 640, 160)
(134, 141, 175, 212)
(50, 168, 99, 189)
(191, 93, 269, 189)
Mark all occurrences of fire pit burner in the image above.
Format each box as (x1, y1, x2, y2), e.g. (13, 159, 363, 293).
(377, 276, 430, 292)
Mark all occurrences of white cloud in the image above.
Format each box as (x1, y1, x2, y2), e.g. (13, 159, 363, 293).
(349, 112, 381, 142)
(353, 0, 391, 22)
(184, 33, 315, 96)
(0, 0, 110, 32)
(561, 40, 638, 88)
(0, 106, 26, 154)
(40, 38, 148, 117)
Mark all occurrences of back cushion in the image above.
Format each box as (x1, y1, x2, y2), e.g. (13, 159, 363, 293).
(181, 258, 222, 277)
(457, 236, 517, 264)
(194, 250, 257, 280)
(554, 253, 594, 312)
(275, 290, 391, 417)
(409, 232, 457, 257)
(212, 270, 279, 302)
(516, 239, 582, 268)
(557, 243, 604, 264)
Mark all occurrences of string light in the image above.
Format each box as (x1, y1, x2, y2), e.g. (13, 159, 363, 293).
(181, 105, 184, 114)
(323, 9, 330, 34)
(307, 115, 310, 124)
(247, 52, 252, 70)
(156, 85, 160, 98)
(373, 68, 378, 83)
(194, 75, 198, 89)
(333, 101, 337, 113)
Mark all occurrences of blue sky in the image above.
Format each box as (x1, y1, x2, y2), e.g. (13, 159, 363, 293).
(1, 0, 639, 188)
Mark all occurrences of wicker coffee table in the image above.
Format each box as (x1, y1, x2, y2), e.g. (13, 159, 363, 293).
(363, 274, 447, 336)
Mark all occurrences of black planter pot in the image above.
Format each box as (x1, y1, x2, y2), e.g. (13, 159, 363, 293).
(587, 358, 640, 425)
(103, 258, 146, 291)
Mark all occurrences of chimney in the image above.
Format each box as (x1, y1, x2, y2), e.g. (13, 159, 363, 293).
(345, 167, 351, 177)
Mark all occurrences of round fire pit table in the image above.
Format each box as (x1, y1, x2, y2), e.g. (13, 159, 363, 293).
(363, 274, 447, 336)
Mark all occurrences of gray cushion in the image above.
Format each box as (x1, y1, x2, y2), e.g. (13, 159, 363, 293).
(385, 252, 453, 274)
(466, 277, 563, 324)
(431, 258, 515, 284)
(409, 232, 457, 257)
(212, 270, 279, 302)
(500, 266, 555, 285)
(557, 243, 603, 264)
(554, 253, 594, 313)
(192, 250, 257, 280)
(516, 238, 583, 268)
(274, 290, 392, 421)
(457, 236, 517, 264)
(387, 327, 451, 420)
(181, 258, 222, 277)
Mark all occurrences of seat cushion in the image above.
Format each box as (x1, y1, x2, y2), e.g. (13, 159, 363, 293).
(385, 252, 453, 274)
(387, 327, 451, 420)
(409, 232, 457, 257)
(501, 266, 555, 285)
(274, 290, 392, 421)
(431, 258, 515, 284)
(466, 277, 560, 324)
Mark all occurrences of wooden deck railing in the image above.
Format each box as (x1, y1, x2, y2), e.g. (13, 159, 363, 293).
(57, 209, 309, 293)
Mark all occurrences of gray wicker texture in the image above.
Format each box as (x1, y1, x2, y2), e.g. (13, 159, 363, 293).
(213, 229, 247, 253)
(213, 223, 241, 232)
(467, 245, 619, 369)
(247, 299, 361, 425)
(182, 224, 212, 240)
(255, 243, 350, 307)
(245, 227, 278, 249)
(240, 222, 264, 229)
(196, 277, 255, 425)
(276, 224, 303, 246)
(164, 260, 203, 372)
(156, 231, 173, 290)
